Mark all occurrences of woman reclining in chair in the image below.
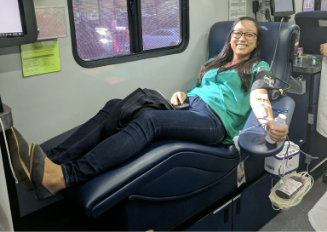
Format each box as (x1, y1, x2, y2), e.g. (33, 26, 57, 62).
(9, 17, 288, 200)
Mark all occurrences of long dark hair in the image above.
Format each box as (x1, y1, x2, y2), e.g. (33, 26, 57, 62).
(198, 17, 263, 92)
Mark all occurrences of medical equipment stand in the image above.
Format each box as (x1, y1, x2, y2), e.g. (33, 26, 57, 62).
(289, 55, 327, 179)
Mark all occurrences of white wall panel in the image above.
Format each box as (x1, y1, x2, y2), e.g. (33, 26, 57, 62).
(0, 0, 229, 144)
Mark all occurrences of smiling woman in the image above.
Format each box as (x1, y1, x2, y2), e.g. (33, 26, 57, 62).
(229, 20, 258, 65)
(197, 17, 263, 92)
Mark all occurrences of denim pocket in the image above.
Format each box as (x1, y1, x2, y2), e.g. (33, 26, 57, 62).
(206, 104, 222, 125)
(205, 104, 226, 145)
(190, 97, 201, 107)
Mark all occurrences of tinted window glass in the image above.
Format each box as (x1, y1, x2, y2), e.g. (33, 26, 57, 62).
(69, 0, 189, 67)
(72, 0, 130, 61)
(141, 0, 181, 50)
(321, 0, 327, 10)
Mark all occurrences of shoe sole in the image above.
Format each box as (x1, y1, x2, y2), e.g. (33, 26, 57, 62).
(30, 143, 54, 200)
(9, 127, 33, 191)
(30, 143, 40, 200)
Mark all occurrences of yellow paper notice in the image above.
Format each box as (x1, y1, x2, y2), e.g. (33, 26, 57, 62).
(20, 40, 61, 77)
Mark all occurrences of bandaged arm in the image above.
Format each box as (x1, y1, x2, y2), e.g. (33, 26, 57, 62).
(250, 89, 273, 127)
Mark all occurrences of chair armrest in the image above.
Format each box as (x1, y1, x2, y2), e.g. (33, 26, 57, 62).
(238, 95, 295, 157)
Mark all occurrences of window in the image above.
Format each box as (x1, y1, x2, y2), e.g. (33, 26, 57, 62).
(68, 0, 189, 68)
(321, 0, 327, 10)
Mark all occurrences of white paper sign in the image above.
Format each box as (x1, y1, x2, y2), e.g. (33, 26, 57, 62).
(319, 20, 327, 27)
(229, 0, 246, 20)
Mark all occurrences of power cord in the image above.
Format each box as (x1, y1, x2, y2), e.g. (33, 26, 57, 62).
(0, 118, 18, 184)
(269, 17, 284, 71)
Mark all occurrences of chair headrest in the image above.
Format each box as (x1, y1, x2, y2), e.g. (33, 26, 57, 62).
(208, 21, 300, 87)
(295, 11, 327, 19)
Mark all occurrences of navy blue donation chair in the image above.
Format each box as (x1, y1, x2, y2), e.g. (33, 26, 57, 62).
(39, 22, 299, 231)
(295, 11, 327, 55)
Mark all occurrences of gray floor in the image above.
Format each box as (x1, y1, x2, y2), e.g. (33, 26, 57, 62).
(260, 175, 327, 231)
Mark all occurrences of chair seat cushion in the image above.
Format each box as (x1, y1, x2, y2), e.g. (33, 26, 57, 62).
(42, 96, 294, 219)
(60, 141, 240, 218)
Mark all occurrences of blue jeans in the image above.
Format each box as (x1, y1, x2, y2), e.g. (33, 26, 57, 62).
(46, 96, 226, 187)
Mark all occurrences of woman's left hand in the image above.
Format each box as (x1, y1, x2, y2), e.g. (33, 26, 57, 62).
(170, 91, 187, 106)
(266, 120, 289, 142)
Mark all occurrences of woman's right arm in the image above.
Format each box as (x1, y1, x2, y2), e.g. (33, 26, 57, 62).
(250, 89, 288, 142)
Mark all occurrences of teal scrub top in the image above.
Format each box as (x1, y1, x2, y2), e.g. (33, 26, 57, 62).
(187, 60, 270, 144)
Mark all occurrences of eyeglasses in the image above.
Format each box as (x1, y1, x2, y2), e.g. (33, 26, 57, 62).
(231, 30, 257, 41)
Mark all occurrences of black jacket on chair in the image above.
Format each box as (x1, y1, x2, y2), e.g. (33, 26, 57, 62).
(103, 88, 174, 138)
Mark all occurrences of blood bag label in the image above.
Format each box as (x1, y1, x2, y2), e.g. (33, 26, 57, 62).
(277, 178, 303, 196)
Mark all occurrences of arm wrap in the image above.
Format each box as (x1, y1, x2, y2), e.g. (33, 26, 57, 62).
(251, 68, 276, 92)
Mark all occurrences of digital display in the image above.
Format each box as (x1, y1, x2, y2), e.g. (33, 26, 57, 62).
(274, 0, 294, 13)
(303, 0, 315, 11)
(0, 0, 23, 37)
